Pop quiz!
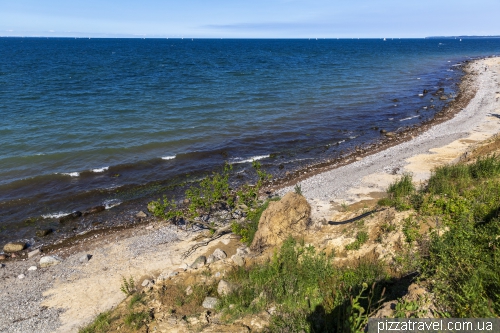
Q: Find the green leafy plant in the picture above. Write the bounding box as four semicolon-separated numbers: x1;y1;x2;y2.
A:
402;216;420;243
120;276;135;296
294;183;303;196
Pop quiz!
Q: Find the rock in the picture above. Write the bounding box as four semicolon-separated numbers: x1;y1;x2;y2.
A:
0;263;4;268
3;242;26;253
28;249;41;258
136;211;147;218
384;132;396;137
141;279;153;287
380;129;387;134
36;229;53;237
40;256;62;268
28;266;37;271
217;280;234;296
169;271;179;277
83;205;105;216
212;248;227;260
439;95;448;100
185;285;193;295
206;254;216;264
179;263;189;271
236;247;248;257
250;192;311;252
79;254;91;263
59;211;82;223
231;254;245;267
190;255;206;269
268;306;277;315
202;297;219;309
215;272;221;278
18;274;25;279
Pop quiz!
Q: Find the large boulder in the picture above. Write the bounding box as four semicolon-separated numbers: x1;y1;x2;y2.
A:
250;192;311;252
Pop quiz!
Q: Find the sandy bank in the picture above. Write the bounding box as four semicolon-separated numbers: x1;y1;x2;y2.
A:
0;57;499;333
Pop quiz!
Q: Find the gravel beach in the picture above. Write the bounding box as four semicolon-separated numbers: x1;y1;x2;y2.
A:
1;57;499;333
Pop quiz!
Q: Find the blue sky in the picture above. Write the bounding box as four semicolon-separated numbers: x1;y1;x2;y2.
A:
1;0;499;38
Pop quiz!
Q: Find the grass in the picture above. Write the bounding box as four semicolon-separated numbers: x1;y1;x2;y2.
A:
216;237;388;332
381;173;416;211
381;155;500;317
123;311;150;330
79;312;111;333
345;231;369;251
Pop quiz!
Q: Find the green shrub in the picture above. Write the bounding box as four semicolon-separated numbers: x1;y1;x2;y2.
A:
345;231;369;251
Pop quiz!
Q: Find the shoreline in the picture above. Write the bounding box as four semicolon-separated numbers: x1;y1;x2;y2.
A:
0;56;499;333
276;56;500;220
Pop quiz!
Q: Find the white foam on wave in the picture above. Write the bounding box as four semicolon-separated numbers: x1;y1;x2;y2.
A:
161;155;176;160
400;115;419;122
92;166;109;173
62;172;80;177
104;199;122;209
230;155;269;164
42;212;71;219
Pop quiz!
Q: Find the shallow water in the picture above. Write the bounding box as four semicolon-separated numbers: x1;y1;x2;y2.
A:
1;37;500;241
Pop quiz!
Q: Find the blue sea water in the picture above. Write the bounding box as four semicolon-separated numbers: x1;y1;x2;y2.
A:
1;37;500;240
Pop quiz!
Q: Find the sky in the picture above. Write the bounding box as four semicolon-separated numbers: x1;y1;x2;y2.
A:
1;0;499;38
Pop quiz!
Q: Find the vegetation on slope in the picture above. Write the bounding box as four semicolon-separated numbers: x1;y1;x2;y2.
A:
81;153;500;332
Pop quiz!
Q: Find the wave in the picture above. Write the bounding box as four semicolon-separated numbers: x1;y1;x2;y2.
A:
61;172;80;177
230;155;269;164
42;211;72;219
161;155;176;160
399;115;419;122
92;166;109;173
104;199;122;209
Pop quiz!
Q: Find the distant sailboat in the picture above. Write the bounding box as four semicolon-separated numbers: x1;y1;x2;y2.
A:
383;38;386;41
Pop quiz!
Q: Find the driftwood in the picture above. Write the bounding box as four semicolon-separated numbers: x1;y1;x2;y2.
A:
328;208;386;226
181;223;234;259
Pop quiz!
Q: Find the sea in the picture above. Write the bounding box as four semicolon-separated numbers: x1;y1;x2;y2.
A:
1;37;500;244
